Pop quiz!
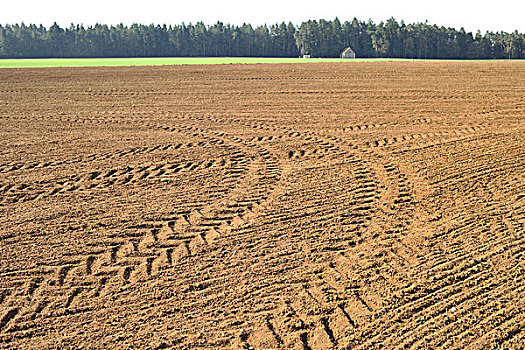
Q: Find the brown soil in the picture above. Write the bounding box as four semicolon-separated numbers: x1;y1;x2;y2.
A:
0;62;524;349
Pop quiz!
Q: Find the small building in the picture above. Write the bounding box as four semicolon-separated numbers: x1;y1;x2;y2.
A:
340;47;356;59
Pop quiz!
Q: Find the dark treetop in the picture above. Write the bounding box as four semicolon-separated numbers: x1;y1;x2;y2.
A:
1;18;524;59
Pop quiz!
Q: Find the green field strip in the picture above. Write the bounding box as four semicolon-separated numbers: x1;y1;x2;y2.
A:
0;57;432;68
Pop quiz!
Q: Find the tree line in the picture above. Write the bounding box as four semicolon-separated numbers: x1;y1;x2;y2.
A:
1;18;524;59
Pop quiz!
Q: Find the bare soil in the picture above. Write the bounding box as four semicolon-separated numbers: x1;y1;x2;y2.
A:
0;62;524;349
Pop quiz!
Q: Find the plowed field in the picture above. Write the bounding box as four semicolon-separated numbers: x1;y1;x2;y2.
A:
1;62;524;349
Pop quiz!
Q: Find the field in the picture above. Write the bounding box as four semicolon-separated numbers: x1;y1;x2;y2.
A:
0;57;433;68
0;61;524;349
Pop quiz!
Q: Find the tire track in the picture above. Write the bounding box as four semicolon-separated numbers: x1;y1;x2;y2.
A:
0;120;283;340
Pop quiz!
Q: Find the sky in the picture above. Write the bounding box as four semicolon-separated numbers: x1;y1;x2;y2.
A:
1;0;524;34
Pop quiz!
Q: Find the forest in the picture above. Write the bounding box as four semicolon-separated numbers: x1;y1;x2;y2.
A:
1;18;524;59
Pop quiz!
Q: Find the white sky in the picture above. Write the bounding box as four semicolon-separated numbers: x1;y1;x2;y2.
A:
1;0;524;34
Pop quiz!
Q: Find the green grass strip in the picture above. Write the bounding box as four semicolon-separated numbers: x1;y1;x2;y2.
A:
0;57;429;68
